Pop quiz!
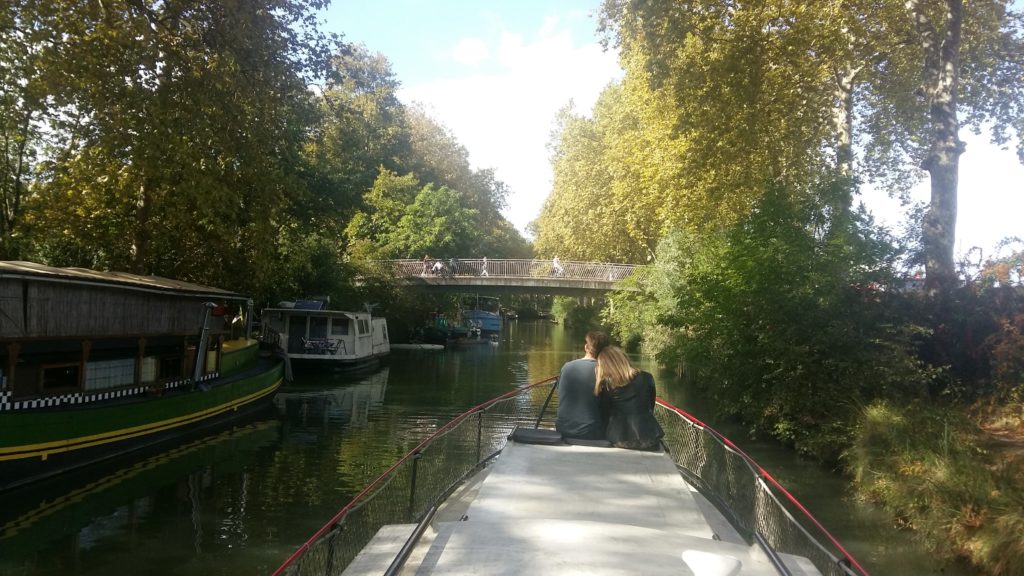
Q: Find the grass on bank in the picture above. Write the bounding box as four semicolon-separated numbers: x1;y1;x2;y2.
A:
850;400;1024;574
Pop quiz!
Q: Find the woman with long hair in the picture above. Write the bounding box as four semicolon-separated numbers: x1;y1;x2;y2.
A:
594;346;664;450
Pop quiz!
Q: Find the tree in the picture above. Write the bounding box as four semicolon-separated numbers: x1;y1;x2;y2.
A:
648;184;931;459
535;63;691;262
307;44;410;220
387;184;482;258
344;169;420;260
15;0;334;298
398;107;529;258
0;0;43;259
600;0;1024;289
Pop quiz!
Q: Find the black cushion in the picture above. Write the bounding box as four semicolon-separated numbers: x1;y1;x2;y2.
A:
510;426;565;445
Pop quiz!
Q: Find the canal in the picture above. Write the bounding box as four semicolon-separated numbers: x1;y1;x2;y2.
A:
0;320;967;575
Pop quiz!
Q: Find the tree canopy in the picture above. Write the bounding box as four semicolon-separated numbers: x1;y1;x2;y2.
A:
1;0;529;303
588;0;1024;287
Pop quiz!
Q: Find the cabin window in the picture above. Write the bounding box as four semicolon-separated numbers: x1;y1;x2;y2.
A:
159;355;183;380
331;319;349;336
357;319;370;335
42;363;80;393
309;317;328;339
85;358;135;391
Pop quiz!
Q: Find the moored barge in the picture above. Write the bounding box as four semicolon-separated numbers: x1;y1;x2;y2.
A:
0;261;283;491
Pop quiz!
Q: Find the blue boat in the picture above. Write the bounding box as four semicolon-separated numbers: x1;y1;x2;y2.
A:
461;295;501;333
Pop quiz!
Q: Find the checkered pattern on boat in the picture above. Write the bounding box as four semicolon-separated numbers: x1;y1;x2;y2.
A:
0;372;218;412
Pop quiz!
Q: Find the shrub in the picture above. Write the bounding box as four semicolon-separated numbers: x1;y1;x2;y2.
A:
640;183;936;459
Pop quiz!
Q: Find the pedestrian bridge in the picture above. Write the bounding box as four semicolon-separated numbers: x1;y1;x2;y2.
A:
372;259;646;295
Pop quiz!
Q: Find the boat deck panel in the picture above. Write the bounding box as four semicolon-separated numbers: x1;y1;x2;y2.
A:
465;442;713;538
341;524;416;576
395;441;814;575
411;518;783;575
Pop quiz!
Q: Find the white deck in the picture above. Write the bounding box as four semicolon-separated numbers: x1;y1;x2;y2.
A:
345;441;822;576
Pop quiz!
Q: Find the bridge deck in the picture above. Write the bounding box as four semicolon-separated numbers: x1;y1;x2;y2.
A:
373;259;645;294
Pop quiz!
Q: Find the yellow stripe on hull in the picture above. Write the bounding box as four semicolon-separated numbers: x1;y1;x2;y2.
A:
0;378;281;462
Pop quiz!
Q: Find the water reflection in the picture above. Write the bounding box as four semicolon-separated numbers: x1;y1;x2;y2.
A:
0;415;280;575
277;366;390;431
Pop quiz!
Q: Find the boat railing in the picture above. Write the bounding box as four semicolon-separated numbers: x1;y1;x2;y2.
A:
271;378;560;576
655;399;868;576
273;380;869;576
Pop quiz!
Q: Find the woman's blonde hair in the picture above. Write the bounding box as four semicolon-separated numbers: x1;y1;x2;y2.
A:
594;346;639;395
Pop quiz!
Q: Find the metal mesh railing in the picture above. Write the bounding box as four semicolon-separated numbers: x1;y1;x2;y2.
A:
655;399;868;576
273;378;559;576
274;381;868;576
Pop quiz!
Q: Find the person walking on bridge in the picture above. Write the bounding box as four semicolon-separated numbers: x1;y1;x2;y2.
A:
480;256;489;276
555;331;610;440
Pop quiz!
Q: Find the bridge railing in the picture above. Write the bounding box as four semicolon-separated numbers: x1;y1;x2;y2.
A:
375;259;643;283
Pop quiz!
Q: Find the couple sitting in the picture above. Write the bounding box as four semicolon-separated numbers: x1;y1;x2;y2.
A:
555;331;664;451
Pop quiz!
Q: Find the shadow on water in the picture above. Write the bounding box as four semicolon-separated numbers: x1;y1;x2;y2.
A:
0;320;967;575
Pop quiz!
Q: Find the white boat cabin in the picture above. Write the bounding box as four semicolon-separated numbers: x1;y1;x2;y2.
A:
261;300;389;366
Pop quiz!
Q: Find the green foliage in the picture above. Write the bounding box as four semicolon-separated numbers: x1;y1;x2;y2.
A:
551;296;604;330
307;44;410;219
645;183;936;459
4;1;527;307
387;184;481;258
401;108;529;258
534;74;686;262
849;400;1024;573
344;169;484;260
8;0;334;297
600;0;1024;288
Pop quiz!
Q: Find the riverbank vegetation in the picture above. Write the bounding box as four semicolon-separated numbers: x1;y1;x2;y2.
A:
531;1;1024;573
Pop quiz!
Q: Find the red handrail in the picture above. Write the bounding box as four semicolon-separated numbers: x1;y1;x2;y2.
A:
655;397;870;576
271;377;556;576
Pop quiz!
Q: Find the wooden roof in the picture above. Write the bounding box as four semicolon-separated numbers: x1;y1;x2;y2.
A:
0;261;242;300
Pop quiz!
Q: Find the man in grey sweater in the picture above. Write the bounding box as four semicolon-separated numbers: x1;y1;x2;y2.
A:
555;331;610;440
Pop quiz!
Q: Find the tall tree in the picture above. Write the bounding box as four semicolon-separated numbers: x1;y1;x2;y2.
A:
601;0;1024;288
308;44;410;220
535;61;690;262
400;107;529;258
1;0;59;259
909;0;964;288
15;0;334;297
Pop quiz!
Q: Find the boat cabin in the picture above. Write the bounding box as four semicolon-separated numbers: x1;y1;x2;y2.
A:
260;299;389;367
0;261;252;409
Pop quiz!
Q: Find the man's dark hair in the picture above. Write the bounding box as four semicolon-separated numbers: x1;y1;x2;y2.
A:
585;331;610;356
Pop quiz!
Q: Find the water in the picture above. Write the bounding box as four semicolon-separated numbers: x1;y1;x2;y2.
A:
0;321;966;575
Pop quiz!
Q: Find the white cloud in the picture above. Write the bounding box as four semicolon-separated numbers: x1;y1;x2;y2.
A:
400;21;622;236
451;37;489;65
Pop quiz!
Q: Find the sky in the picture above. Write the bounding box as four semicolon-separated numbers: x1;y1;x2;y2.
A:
322;1;1023;259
